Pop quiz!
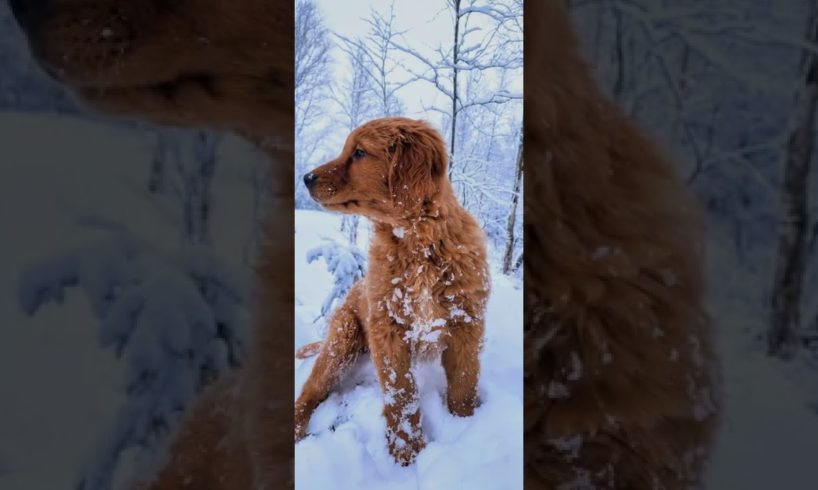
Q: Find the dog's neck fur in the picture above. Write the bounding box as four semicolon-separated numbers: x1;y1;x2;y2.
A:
370;187;480;267
387;177;456;222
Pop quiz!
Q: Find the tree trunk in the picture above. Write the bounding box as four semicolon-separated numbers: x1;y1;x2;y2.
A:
183;131;220;245
611;2;626;103
341;215;360;246
769;6;818;358
148;131;170;195
670;45;690;144
502;133;524;274
449;0;461;179
513;251;523;273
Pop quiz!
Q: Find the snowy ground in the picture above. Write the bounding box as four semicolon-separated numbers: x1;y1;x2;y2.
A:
294;210;523;490
2;112;818;489
702;225;818;489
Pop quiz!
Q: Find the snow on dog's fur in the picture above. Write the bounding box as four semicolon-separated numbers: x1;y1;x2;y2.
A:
296;117;490;466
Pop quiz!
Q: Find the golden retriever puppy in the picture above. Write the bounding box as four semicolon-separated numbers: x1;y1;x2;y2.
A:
296;117;490;466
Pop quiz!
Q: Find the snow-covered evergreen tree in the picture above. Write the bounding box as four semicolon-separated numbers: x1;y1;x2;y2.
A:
306;238;367;332
18;224;250;489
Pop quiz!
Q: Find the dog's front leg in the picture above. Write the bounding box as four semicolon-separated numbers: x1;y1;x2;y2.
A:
442;320;484;417
295;285;366;440
368;324;426;466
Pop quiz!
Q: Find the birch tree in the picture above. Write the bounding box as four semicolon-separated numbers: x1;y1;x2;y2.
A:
502;133;523;274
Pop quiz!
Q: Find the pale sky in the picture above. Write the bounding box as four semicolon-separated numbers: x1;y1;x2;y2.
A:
313;0;523;120
316;0;456;117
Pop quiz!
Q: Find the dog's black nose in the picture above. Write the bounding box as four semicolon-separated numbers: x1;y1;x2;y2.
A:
303;172;317;188
9;0;50;31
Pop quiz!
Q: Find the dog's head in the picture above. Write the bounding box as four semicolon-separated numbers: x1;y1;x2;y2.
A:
9;0;292;139
303;117;450;223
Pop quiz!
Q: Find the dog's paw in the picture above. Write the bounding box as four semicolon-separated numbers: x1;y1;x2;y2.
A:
447;395;479;417
294;420;307;441
388;431;426;466
294;401;312;441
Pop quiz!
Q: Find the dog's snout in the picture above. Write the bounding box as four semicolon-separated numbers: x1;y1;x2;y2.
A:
303;172;318;188
9;0;50;31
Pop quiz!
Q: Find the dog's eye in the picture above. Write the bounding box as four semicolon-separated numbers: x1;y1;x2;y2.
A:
352;148;366;160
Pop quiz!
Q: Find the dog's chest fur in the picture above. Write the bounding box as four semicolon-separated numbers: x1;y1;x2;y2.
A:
366;220;487;359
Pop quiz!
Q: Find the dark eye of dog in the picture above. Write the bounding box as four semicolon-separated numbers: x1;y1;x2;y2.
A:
352;148;366;160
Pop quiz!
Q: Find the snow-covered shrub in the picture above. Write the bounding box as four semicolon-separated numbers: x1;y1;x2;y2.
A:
17;229;250;490
306;238;367;323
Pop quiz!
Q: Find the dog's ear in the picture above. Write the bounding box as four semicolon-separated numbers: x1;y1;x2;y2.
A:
387;123;448;211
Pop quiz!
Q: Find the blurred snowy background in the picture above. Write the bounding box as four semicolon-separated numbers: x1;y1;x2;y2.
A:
568;0;818;487
0;2;269;487
293;1;524;488
0;0;818;488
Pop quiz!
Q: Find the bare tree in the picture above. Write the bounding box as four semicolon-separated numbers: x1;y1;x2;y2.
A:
769;6;818;358
148;130;171;195
336;2;408;117
502;133;523;274
182;131;220;245
340;215;360;246
390;0;523;177
449;0;462;158
295;0;332;139
145;129;221;245
295;0;333;208
442;64;522;251
333;43;378;132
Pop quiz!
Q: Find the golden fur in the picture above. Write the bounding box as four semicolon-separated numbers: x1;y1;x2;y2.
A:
296;117;490;466
12;0;294;488
523;1;719;488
